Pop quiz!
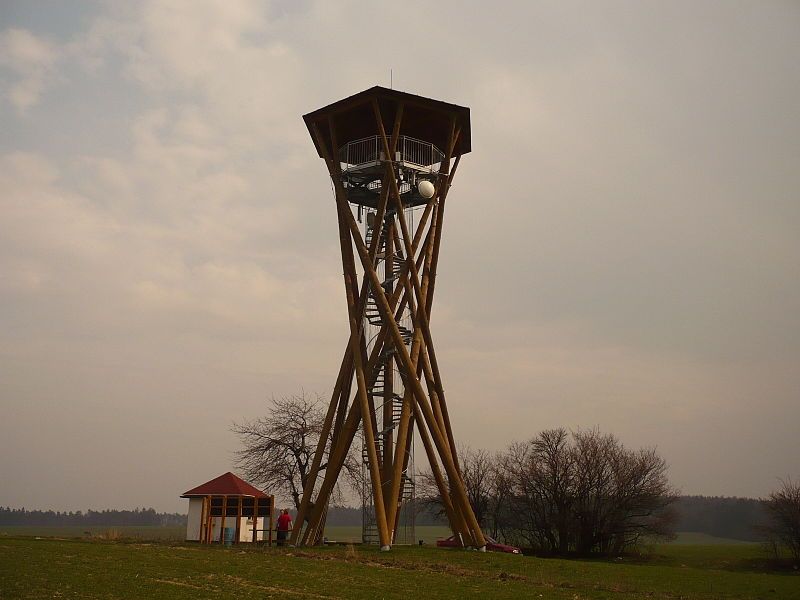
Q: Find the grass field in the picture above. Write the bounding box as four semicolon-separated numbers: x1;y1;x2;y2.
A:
0;526;753;545
664;532;757;546
0;525;453;543
0;534;797;599
0;525;187;540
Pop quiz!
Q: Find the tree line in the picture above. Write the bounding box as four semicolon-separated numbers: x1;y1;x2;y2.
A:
0;507;186;527
673;495;766;541
316;496;780;544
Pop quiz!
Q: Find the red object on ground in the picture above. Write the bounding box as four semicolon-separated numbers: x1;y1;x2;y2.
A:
277;513;292;531
180;472;270;498
436;535;522;554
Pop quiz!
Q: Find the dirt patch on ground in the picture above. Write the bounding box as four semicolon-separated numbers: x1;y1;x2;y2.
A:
220;575;341;599
151;578;211;590
152;573;340;598
285;550;528;582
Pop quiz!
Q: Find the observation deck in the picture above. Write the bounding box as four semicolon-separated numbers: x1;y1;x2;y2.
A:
303;86;471;209
339;135;444;208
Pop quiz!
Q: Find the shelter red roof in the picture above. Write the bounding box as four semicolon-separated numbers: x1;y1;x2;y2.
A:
181;472;269;498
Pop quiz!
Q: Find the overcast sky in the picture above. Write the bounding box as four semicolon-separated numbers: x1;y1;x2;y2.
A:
1;1;798;513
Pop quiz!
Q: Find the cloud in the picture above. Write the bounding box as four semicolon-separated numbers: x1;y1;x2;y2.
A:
0;28;57;113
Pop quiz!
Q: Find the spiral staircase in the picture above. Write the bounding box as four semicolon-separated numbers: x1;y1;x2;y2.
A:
361;207;416;544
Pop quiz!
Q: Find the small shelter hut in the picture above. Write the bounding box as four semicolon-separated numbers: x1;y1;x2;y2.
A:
181;472;274;544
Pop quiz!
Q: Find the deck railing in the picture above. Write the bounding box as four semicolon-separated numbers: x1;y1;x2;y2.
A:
339;135;444;173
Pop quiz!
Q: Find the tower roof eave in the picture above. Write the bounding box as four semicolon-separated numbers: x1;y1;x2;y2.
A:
303;86;471;159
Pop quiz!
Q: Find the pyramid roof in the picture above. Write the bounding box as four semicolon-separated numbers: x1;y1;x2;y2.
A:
181;472;269;498
303;86;471;159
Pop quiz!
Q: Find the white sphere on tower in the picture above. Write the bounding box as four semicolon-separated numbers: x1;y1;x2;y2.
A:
418;179;435;199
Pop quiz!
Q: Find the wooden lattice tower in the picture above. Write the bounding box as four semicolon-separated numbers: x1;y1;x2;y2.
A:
291;87;486;551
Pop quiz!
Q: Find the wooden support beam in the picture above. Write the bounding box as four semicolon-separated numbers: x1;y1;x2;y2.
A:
386;204;443;529
252;510;258;544
291;127;400;546
422;150;463;473
379;112;464;469
328;120;395;550
234;497;242;544
219;496;227;544
199;496;208;544
375;107;462;467
205;496;213;544
300;372;373;544
390;225;447;436
269;497;274;546
381;241;470;542
370;102;486;548
289;346;353;544
391;415;415;541
381;219;395;518
394;358;469;541
299;255;425;545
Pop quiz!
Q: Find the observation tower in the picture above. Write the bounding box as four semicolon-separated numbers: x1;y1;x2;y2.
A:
291;87;486;551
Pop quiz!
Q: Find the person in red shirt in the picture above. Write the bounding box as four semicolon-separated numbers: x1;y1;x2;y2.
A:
276;509;292;546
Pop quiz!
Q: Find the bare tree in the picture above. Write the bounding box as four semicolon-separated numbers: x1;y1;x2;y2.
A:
411;429;676;555
570;429;677;554
571;428;615;553
762;479;800;564
459;447;497;529
497;428;676;555
495;440;549;550
485;450;512;540
604;444;678;552
499;430;576;552
232;391;358;510
535;428;576;553
417;446;501;535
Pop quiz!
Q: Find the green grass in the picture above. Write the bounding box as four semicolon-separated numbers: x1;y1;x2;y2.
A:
0;525;186;540
322;525;451;543
0;526;756;545
664;532;757;545
0;525;451;544
0;536;797;599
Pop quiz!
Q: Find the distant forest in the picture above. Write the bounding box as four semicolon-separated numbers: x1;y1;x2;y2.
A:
672;496;767;541
1;496;768;541
0;507;186;527
323;496;769;542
